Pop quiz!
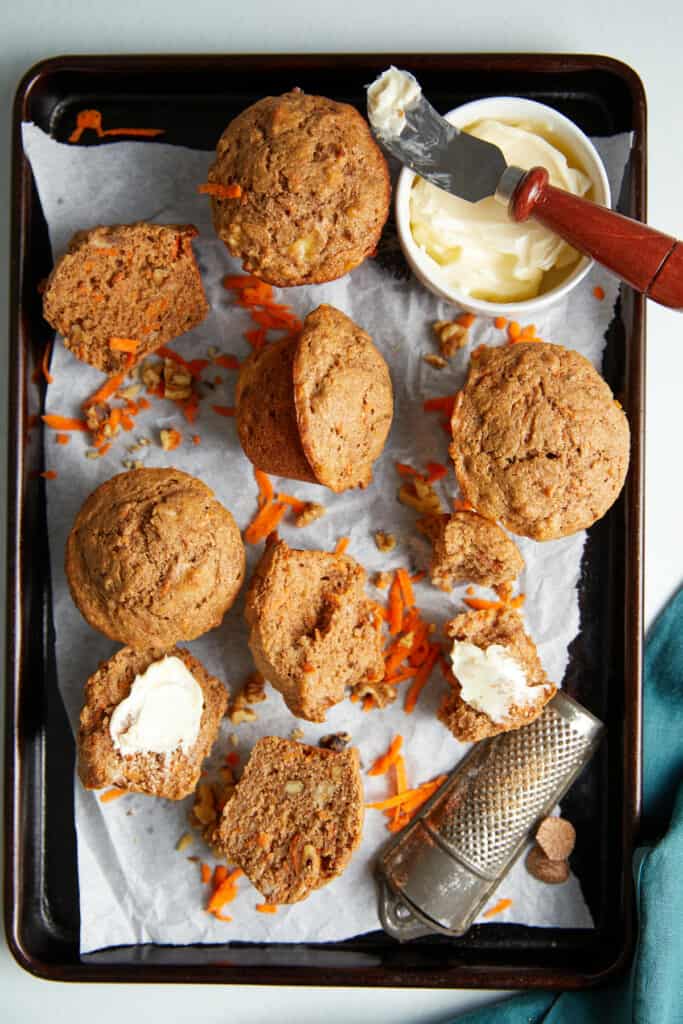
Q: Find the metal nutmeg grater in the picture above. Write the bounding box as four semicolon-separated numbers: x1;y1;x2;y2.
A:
377;691;604;940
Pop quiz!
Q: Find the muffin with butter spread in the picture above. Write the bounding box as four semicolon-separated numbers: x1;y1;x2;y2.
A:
207;90;391;285
450;342;630;540
78;645;228;799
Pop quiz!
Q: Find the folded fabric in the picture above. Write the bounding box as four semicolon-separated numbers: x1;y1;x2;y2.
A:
452;586;683;1024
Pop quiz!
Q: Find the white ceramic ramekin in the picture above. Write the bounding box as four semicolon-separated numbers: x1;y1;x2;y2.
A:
395;96;611;318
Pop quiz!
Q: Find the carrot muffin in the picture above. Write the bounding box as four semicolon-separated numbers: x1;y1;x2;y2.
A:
450;342;630;540
439;607;556;741
245;539;384;722
236;304;393;491
417;511;524;591
214;737;364;903
78;645;228;799
66;468;245;650
208;90;390;286
42;223;209;374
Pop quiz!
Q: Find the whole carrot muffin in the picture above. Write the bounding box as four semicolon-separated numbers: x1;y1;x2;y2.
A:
417;511;524;591
439;607;556;742
245;539;384;722
78;645;228;800
66;468;245;650
236;304;393;492
213;737;364;903
207;90;391;286
42;223;208;374
450;342;630;540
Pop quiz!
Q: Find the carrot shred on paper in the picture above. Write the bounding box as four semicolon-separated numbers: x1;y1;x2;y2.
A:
99;788;125;803
335;536;350;555
367;736;404;776
212;405;235;417
244;501;287;544
198;182;242;198
42;414;88;431
255;903;278;914
483;898;513;919
404;645;440;714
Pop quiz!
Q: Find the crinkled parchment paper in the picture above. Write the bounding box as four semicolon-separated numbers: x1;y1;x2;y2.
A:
22;122;631;952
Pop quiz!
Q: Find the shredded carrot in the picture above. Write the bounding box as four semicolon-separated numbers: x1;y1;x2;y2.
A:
256;903;278;913
109;337;139;353
425;461;448;483
520;324;536;340
214;353;240;370
137;396;151;410
213;909;233;922
244;501;288;544
507;321;521;341
387;575;404;636
453;497;474;512
191;434;201;445
97;443;111;457
55;433;70;445
225;751;240;767
83;367;128;410
207;868;243;913
256;832;271;849
42;414;88;431
212;405;236;417
395;462;422;477
213;865;228;887
366;775;447;812
368;735;404;776
40;470;58;480
99;788;125;803
456;312;476;328
404;645;440;713
277;492;307;514
180;393;200;423
384;667;418;686
362;695;375;712
254;469;274;508
161;428;182;450
464;594;525;611
593;285;605;301
244;327;268;350
198;182;242;198
335;536;350;555
423;394;455;417
411;571;425;584
223;274;269;291
483;897;513;919
494;316;507;329
396;568;415;610
200;863;212;884
68;109;164;142
41;341;54;384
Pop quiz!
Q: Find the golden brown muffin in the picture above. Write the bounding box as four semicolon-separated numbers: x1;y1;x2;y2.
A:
208;90;391;286
450;342;630;540
235;335;317;483
66;468;245;650
78;645;228;799
439;607;556;741
213;737;364;903
42;223;208;374
293;304;394;491
417;511;524;591
235;304;393;491
245;539;384;722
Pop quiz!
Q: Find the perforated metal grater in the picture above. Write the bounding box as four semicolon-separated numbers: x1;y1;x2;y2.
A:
377;692;604;940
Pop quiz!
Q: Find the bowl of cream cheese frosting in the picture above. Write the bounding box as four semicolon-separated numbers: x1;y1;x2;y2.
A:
394;95;610;316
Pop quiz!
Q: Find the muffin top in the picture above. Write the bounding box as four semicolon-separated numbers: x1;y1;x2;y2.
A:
293;304;393;491
208;90;390;286
42;222;208;374
66;468;245;649
450;342;630;540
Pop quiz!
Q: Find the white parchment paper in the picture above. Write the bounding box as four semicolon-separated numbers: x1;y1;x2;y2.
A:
22;122;631;953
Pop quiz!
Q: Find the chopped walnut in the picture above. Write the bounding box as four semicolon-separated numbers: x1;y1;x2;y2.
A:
190;782;217;829
163;359;193;401
351;679;397;709
423;353;447;369
374;530;397;553
141;359;163;392
117;383;142;400
175;831;193;852
227;675;264;724
294;502;326;528
374;571;392;590
159;428;182;451
432;319;470;357
290;727;305;741
84;401;110;432
319;731;351;752
398;477;443;515
243;671;266;704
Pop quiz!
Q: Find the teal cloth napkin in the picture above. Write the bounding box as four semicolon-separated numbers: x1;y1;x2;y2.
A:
453;586;683;1024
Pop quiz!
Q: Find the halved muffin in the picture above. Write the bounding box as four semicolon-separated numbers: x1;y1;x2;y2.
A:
417;511;524;591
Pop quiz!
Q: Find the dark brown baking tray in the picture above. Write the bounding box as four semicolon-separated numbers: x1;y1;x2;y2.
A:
6;53;644;987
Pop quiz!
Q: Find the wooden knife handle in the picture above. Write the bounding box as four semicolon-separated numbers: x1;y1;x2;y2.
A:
510;167;683;310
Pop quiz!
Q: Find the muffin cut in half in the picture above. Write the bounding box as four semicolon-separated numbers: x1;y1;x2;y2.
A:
245;538;384;722
417;511;524;591
439;607;556;742
42;222;208;374
66;468;245;650
449;342;630;540
213;737;364;903
207;90;390;286
78;645;228;799
236;303;393;492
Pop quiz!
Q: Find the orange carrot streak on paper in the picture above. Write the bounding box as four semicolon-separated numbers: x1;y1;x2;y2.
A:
69;109;165;143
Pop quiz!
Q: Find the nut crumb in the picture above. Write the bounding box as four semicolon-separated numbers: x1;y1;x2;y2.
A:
243;671;266;704
294;502;326;528
398;478;443;516
118;383;142;400
175;832;193;852
319;731;351;752
160;427;182;452
290;727;305;741
374;530;396;553
424;353;447;369
432;320;469;357
374;571;392;590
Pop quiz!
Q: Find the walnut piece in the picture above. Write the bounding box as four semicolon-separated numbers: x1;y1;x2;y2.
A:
374;530;397;553
318;731;351;752
374;571;392;590
294;502;326;528
398;477;443;516
432;320;469;357
423;353;447;369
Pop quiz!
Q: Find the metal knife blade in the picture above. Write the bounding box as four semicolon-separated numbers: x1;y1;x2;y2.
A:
367;73;508;204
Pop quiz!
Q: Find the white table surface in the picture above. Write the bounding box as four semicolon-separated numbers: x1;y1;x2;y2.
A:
2;1;682;1020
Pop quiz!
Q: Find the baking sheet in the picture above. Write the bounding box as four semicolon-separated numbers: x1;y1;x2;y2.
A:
22;122;631;953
